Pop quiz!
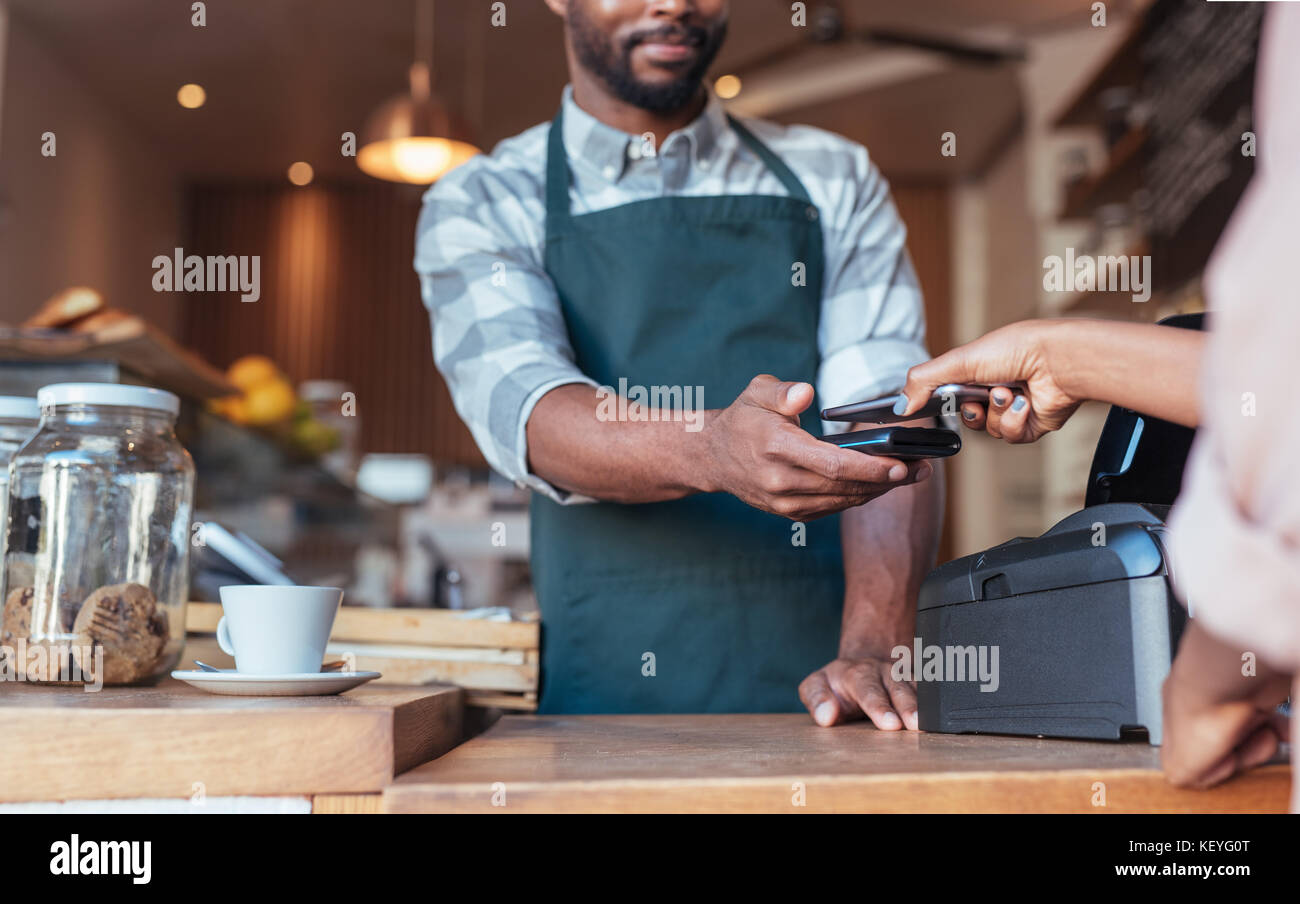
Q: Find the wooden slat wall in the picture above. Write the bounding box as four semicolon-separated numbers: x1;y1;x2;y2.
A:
183;183;483;464
891;183;953;357
887;182;956;563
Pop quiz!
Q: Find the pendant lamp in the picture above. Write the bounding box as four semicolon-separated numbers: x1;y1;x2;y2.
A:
357;0;480;184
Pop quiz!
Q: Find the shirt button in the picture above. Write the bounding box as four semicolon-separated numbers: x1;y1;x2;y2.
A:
806;205;819;221
602;165;617;181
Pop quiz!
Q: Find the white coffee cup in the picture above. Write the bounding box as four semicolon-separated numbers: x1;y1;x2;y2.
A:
216;585;343;675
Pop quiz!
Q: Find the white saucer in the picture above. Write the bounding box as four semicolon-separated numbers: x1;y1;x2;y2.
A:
171;669;382;697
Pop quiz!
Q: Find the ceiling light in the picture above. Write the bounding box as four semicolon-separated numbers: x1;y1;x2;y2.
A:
714;74;742;100
357;0;480;184
177;83;206;109
287;162;314;186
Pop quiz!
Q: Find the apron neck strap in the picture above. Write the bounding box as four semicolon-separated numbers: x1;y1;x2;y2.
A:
546;105;815;223
725;114;812;203
546;106;574;226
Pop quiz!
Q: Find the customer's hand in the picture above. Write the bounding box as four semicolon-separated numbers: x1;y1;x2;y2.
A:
799;655;919;730
1161;620;1292;789
703;374;933;521
898;320;1082;443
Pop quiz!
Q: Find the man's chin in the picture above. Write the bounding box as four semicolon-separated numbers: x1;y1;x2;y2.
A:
597;54;707;114
633;43;701;71
625;81;702;114
631;72;693;94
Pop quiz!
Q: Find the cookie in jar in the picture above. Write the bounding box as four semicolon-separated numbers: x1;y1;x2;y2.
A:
0;385;194;685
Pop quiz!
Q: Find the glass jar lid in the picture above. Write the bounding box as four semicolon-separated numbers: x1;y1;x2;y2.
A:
37;383;180;416
0;396;40;420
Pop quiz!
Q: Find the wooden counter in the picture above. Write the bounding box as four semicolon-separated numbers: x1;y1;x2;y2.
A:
383;714;1291;814
0;678;463;802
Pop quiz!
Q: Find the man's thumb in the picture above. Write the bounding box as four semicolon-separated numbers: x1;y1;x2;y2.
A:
744;375;813;417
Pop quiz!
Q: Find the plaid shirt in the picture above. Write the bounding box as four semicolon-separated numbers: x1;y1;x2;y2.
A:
415;86;928;503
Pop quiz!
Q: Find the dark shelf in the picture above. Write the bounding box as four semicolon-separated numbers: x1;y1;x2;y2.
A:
1057;240;1155;316
1060;126;1146;220
1051;17;1144;129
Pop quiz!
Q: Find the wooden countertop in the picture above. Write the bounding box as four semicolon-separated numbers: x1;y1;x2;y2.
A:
383;714;1291;814
0;678;463;802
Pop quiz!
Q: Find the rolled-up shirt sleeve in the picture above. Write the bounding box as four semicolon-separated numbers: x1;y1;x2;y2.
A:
812;142;928;432
415;161;597;504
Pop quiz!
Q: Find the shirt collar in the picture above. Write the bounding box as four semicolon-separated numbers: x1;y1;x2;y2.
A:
560;84;728;183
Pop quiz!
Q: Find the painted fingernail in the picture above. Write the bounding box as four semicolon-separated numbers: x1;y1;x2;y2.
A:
962;408;977;421
992;391;1010;406
878;712;902;730
892;396;908;415
1011;396;1027;412
888;464;908;481
814;702;835;725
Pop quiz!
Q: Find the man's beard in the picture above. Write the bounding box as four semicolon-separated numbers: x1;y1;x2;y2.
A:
568;8;727;114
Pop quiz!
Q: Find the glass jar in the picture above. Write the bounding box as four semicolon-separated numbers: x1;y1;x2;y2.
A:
1;384;194;685
298;379;358;480
0;397;41;560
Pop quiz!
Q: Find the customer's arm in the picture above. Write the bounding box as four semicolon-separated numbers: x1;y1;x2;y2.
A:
897;318;1205;443
1160;620;1290;789
1163;6;1300;796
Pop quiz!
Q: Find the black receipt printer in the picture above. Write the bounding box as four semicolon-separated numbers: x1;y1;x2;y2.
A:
915;502;1186;745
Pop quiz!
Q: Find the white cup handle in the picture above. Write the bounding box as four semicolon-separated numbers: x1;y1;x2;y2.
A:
216;616;236;657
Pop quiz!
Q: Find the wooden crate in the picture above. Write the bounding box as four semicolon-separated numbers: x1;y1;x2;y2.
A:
185;603;539;711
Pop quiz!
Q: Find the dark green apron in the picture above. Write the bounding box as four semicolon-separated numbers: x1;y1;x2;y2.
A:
533;106;844;713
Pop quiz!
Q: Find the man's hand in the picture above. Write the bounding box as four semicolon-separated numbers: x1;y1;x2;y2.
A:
703;375;932;521
799;655;918;731
1161;620;1292;789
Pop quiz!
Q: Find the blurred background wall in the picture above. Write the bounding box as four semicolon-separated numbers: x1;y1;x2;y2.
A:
2;0;1243;564
0;7;183;331
183;182;481;462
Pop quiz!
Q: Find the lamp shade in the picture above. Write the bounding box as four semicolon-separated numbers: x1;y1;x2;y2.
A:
357;90;479;184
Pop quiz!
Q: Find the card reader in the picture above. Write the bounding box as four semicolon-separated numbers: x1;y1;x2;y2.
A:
915;503;1185;745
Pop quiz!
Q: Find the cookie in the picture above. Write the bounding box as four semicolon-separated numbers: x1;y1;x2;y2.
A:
24;638;79;683
71;583;168;684
2;587;80;681
2;586;33;646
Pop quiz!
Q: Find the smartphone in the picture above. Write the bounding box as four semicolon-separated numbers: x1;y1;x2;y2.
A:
822;426;961;460
821;383;997;424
